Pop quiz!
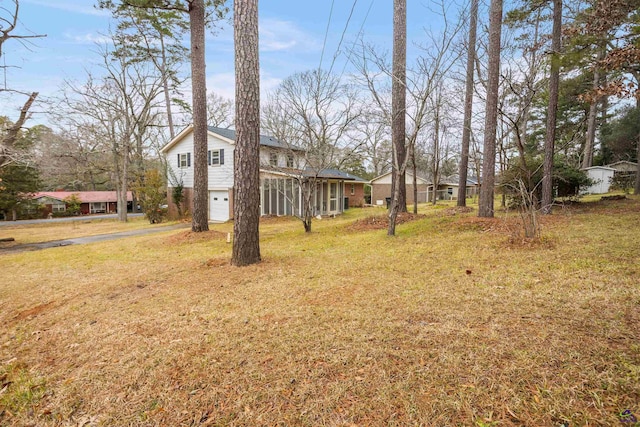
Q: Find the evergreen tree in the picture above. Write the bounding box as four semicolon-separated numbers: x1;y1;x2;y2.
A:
0;164;40;220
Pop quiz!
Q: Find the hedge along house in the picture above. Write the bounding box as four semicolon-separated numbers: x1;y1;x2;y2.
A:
161;126;365;222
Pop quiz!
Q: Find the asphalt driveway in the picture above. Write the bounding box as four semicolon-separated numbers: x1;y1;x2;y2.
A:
0;223;190;253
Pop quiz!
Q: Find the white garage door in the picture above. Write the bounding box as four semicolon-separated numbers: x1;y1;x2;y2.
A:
209;190;230;222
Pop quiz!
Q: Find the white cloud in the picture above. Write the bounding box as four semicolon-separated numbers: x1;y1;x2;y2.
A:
206;18;319;54
261;75;282;95
260;18;320;53
206;72;236;100
22;0;110;16
204;72;282;101
63;31;112;46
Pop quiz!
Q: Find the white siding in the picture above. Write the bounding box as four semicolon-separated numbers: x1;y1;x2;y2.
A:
372;173;427;185
584;167;614;194
165;129;306;190
207;135;235;189
167;132;195;188
259;148;305;169
165;132;235;190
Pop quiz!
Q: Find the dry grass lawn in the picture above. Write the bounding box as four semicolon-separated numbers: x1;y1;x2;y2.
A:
1;198;639;426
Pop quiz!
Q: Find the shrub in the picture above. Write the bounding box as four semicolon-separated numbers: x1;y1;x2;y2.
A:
135;169;167;224
63;194;82;216
609;172;635;194
500;156;592;208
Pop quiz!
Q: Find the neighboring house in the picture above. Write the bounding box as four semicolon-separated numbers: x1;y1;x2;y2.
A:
582;166;615;194
427;176;480;202
370;172;429;205
329;170;369;207
607;160;638;173
32;191;134;216
160;125;367;221
370;172;480;205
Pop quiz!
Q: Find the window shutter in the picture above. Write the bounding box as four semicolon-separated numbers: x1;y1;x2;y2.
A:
187;152;191;167
208;150;211;166
220;149;225;165
177;153;180;166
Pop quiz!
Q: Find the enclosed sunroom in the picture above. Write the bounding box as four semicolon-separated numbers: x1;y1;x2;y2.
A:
259;169;351;217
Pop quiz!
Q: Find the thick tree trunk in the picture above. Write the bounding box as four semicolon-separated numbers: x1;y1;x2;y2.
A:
159;34;175;140
541;0;562;215
117;143;128;222
478;0;503;218
232;0;261;266
432;104;440;206
457;0;478;208
389;0;407;236
635;134;640;195
189;0;209;232
412;147;418;214
582;49;605;169
636;97;640;195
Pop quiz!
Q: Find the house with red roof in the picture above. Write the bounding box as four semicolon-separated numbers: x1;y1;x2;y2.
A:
32;191;133;216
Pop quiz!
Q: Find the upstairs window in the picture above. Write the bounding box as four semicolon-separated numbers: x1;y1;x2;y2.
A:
208;149;225;166
269;152;278;167
286;154;294;168
178;153;191;168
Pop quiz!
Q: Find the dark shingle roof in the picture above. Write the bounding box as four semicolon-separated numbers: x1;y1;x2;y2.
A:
208;127;303;151
312;168;368;182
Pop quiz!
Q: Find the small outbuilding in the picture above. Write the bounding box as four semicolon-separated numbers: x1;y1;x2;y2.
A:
582;166;615;194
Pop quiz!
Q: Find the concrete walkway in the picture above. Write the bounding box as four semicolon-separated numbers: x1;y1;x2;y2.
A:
0;223;190;253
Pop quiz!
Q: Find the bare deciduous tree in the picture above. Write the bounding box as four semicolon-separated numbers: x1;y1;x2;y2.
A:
0;0;45;168
62;40;164;222
352;110;391;178
207;91;234;128
262;69;361;232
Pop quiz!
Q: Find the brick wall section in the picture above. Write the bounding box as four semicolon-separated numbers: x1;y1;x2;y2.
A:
167;187;194;220
345;182;366;207
227;188;234;220
371;183;427;204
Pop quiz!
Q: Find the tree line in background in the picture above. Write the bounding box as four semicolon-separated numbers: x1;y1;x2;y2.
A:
1;0;639;250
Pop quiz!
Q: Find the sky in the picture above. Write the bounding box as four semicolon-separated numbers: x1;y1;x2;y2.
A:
1;0;462;127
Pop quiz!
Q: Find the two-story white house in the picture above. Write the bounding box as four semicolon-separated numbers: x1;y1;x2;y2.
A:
160;125;364;222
